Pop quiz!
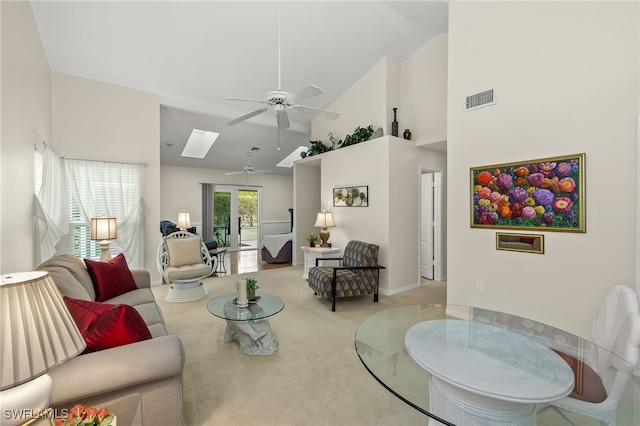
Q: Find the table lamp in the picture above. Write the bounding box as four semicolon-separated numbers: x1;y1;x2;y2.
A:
177;210;191;231
0;271;86;426
90;217;117;261
314;210;336;248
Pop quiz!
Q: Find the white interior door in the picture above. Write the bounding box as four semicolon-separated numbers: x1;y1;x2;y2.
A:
421;173;434;279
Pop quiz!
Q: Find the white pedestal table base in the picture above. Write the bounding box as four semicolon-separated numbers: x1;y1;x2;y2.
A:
166;278;208;302
224;319;278;355
429;376;536;426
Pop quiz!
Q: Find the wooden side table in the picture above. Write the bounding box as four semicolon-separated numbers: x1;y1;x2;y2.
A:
301;246;341;279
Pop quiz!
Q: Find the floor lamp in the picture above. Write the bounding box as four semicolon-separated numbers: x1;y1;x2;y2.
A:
0;271;86;426
90;217;117;262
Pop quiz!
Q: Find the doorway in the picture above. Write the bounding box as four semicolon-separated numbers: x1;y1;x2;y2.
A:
213;185;261;251
420;169;443;281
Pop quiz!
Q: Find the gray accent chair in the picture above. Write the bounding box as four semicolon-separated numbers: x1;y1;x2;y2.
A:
308;240;385;311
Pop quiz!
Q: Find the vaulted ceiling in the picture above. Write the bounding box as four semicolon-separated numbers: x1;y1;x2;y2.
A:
31;1;448;175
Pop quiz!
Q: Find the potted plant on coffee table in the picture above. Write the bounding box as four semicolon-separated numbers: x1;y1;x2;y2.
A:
245;277;259;301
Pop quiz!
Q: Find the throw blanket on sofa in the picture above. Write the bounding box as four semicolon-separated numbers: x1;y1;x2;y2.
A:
261;232;293;257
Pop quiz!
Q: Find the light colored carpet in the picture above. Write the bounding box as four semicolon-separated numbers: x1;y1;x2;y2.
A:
152;266;446;426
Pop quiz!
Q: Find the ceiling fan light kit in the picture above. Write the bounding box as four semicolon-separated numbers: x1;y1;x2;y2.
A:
224;3;339;133
226;148;269;176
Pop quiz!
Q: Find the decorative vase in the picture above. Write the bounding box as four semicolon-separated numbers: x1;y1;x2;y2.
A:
403;129;412;140
392;108;399;137
310;241;316;247
247;289;255;301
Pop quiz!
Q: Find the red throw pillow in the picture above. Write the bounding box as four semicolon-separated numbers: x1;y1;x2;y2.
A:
553;350;608;403
63;297;152;353
85;253;137;302
520;237;535;245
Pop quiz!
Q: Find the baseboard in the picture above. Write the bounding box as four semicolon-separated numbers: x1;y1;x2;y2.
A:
380;282;421;296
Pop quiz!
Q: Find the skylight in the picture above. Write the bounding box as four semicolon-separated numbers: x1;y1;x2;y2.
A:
182;129;219;158
277;146;309;168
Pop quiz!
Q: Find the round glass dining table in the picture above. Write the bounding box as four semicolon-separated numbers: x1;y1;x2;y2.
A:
354;304;639;426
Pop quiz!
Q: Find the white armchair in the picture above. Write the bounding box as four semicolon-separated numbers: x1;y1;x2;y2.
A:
157;231;214;302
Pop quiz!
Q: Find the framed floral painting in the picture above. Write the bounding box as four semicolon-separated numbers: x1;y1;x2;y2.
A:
471;154;585;232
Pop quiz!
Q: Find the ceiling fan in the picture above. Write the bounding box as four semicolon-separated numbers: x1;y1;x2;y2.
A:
224;4;339;131
225;148;269;176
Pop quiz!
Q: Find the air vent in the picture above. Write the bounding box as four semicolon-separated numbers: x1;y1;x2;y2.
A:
465;89;495;111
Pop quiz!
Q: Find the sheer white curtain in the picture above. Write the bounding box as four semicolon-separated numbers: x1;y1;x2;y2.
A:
63;159;144;268
35;148;69;263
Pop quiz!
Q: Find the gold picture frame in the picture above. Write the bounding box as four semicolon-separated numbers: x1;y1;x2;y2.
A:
471;153;585;232
496;232;544;254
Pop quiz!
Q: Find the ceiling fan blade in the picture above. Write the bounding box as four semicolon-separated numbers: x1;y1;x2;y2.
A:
276;110;290;130
287;84;323;105
224;97;269;104
225;107;269;126
225;170;246;175
292;105;340;120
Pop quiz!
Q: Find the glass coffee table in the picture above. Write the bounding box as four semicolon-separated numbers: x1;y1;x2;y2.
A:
207;291;284;355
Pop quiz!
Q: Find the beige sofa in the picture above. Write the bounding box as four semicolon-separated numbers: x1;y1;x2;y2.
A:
37;254;184;425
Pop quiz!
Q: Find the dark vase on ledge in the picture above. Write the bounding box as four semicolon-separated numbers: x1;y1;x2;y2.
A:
392;108;399;137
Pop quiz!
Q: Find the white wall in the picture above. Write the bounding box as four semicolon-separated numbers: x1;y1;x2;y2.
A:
319;139;390;291
292;161;321;265
311;56;396;143
51;73;161;282
401;33;448;146
296;136;446;293
304;33;449;293
160;164;293;230
1;1;52;273
448;2;639;338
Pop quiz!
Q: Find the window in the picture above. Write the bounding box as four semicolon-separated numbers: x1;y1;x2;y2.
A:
56;159;143;266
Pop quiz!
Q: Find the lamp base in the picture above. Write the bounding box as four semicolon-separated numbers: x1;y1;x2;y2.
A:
0;374;53;426
319;228;330;248
99;240;112;262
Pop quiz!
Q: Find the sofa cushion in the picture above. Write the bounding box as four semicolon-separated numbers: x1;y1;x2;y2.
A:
85;253;137;302
64;297;152;353
38;254;96;300
164;236;202;267
166;263;212;281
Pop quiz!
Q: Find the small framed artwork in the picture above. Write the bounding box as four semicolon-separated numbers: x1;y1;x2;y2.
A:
333;186;368;207
496;232;544;254
471;153;585;232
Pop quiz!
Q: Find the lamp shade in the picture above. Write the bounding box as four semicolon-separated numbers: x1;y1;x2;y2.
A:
177;210;191;229
90;217;117;241
314;211;335;228
0;271;86;391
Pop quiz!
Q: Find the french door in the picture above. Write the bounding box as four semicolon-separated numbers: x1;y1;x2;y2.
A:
213;185;261;251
